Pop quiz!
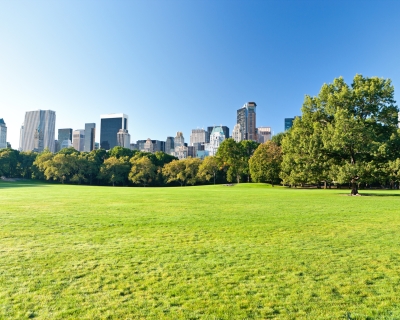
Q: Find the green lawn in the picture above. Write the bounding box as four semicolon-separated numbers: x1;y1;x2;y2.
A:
1;181;400;319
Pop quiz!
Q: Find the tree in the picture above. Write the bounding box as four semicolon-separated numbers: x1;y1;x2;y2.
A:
99;156;130;186
0;149;19;178
18;151;37;179
43;153;75;183
129;156;157;186
162;157;202;186
216;139;247;183
240;140;259;182
198;156;219;184
109;146;135;159
249;141;282;186
162;159;186;186
281;75;399;194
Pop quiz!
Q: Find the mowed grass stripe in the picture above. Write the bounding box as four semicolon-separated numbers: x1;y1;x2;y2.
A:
1;181;400;319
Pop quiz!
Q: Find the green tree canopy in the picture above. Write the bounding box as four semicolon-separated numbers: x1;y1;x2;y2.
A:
281;75;399;194
249;141;282;186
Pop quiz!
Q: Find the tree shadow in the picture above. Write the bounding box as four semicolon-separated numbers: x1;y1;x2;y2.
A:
339;192;400;197
0;180;47;189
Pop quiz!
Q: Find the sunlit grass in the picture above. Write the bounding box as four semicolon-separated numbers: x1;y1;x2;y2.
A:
1;181;400;319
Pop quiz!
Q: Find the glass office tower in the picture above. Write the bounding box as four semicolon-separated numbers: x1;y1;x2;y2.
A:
100;114;128;150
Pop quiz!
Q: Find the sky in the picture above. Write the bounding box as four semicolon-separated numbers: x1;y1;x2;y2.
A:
1;0;400;149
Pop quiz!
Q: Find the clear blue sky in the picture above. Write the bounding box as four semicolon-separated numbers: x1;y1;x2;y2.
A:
1;0;400;148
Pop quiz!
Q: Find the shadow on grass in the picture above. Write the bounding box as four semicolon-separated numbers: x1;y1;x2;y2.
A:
0;180;48;189
338;191;400;197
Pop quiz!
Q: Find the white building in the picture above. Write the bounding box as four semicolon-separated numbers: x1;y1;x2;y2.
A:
174;131;184;147
21;110;56;152
204;126;226;156
73;129;85;151
174;145;188;160
257;127;272;143
19;124;24;151
117;129;131;148
232;123;242;142
0;119;7;149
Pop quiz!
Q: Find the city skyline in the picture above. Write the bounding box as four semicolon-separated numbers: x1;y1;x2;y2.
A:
1;1;400;148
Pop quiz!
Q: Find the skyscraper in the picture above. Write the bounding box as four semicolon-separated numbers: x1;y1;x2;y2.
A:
58;128;73;151
237;102;257;141
19;124;24;151
0;119;7;149
84;123;96;152
73;129;85;151
165;137;174;155
21;110;56;152
100;113;128;150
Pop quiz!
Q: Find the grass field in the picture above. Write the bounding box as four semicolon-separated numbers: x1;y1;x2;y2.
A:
1;181;400;319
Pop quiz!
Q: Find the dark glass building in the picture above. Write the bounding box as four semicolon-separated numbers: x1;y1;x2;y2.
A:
284;118;295;131
100;114;128;150
58;128;73;151
84;123;96;152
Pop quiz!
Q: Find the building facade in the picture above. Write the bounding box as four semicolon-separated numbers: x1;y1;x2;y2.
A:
84;123;96;152
0;119;7;149
257;127;272;143
21;110;56;152
207;126;229;141
73;129;85;151
237;102;257;141
117;129;131;148
174;132;185;148
204;126;226;156
165;137;174;155
232;123;242;142
190;129;209;145
58;128;73;151
284;118;294;131
100;113;128;150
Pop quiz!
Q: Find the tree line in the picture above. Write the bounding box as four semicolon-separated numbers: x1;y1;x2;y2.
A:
0;140;282;187
1;75;399;192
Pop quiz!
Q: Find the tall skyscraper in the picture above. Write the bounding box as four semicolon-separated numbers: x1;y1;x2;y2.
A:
190;129;209;145
19;124;24;151
0;119;7;149
21;110;56;152
84;123;96;152
58;128;73;151
100;113;128;150
165;137;174;155
73;129;85;151
237;102;257;141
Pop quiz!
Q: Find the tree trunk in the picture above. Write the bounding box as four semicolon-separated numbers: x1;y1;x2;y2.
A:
350;179;358;195
324;181;327;189
213;173;215;185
